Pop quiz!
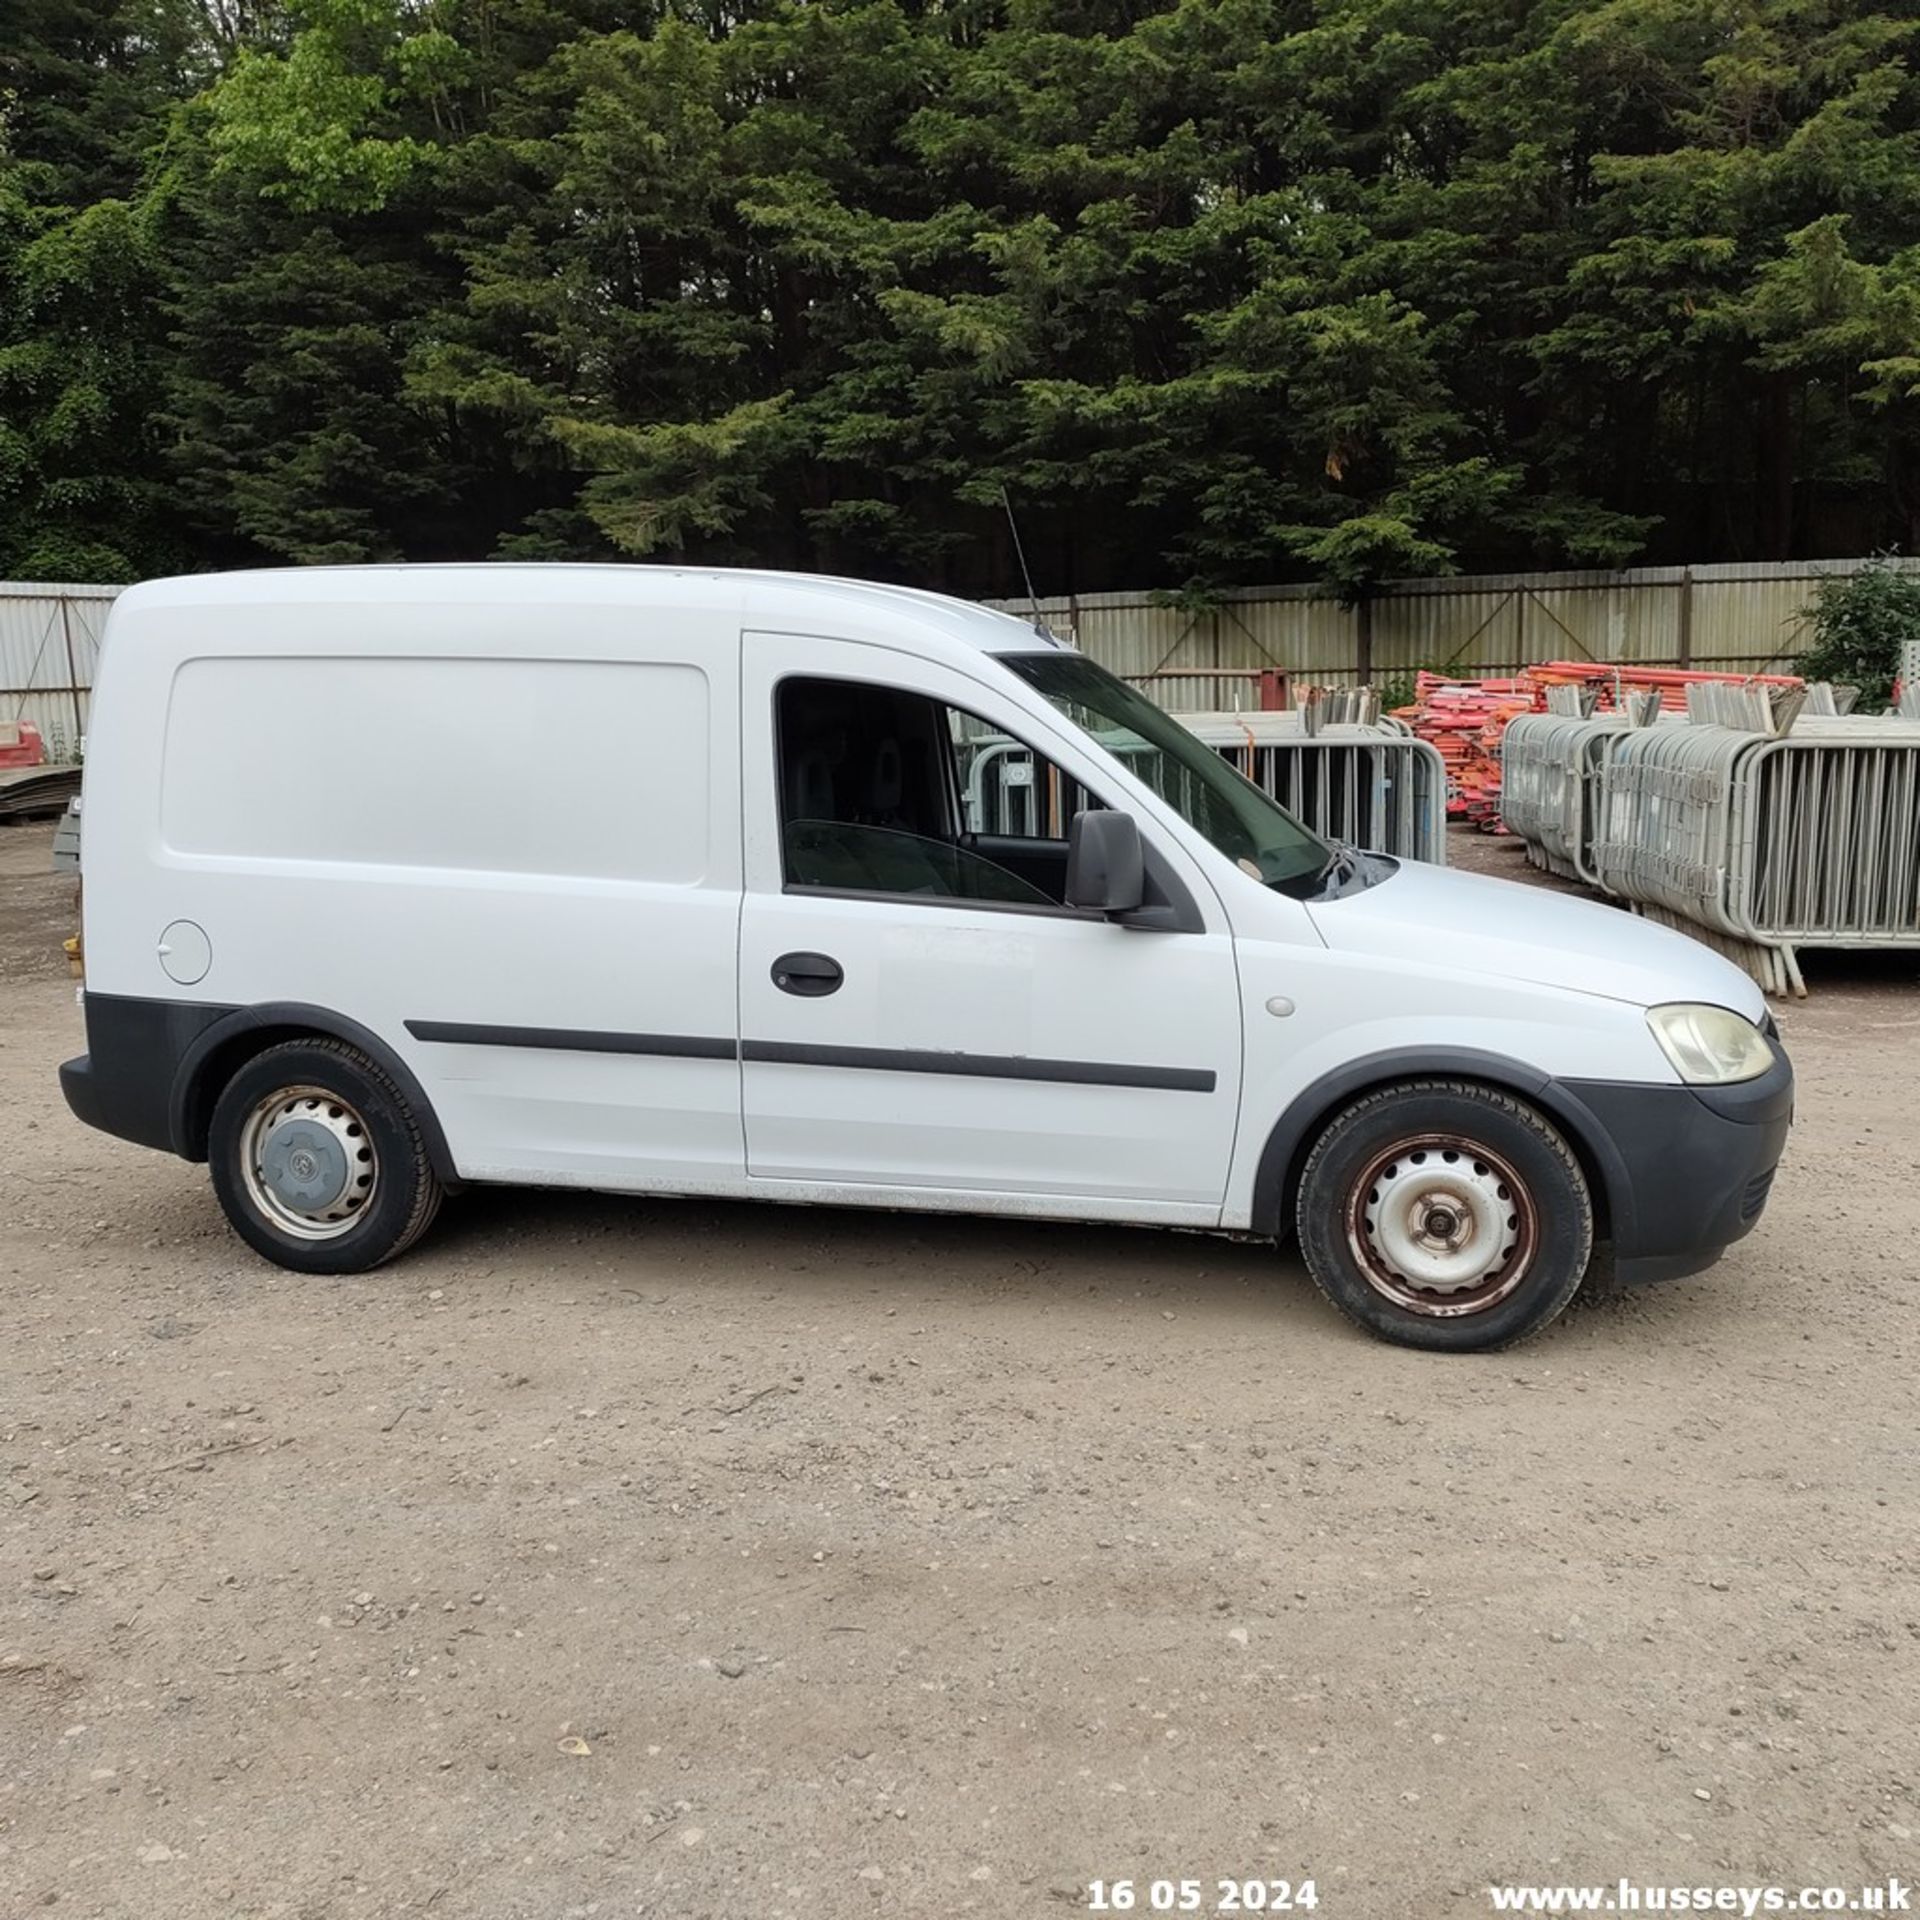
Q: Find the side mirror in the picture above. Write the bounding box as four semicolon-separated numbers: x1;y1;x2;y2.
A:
1065;810;1145;916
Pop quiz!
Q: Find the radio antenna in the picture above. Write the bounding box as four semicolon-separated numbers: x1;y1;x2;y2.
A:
1000;484;1046;634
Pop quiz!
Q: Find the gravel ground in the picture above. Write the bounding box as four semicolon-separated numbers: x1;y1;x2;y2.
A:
3;819;1917;1920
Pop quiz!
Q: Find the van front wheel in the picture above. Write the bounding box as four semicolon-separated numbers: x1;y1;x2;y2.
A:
209;1039;443;1274
1294;1080;1592;1352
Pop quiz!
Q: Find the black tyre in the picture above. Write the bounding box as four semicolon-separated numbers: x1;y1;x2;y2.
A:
1294;1079;1593;1352
208;1038;443;1275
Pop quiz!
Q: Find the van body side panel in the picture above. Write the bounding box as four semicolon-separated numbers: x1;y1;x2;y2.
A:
86;596;746;1189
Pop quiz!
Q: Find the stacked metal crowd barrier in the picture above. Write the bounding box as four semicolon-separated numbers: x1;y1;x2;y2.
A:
1500;712;1633;886
1179;712;1447;863
1501;702;1920;995
959;711;1448;864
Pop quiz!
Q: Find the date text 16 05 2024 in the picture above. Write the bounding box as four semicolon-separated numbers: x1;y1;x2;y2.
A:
1087;1880;1320;1913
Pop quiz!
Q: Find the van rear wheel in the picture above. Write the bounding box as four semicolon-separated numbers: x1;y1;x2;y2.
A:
1294;1080;1592;1352
209;1039;443;1274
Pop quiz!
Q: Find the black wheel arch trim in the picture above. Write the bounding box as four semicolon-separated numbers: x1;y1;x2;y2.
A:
1250;1047;1633;1247
171;1001;461;1187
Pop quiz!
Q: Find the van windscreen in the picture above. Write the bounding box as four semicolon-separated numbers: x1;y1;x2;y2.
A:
998;652;1332;894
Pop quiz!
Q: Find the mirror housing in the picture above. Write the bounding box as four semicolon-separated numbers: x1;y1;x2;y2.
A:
1065;810;1146;916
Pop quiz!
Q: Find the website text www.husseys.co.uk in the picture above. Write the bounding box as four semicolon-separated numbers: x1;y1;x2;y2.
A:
1486;1882;1909;1915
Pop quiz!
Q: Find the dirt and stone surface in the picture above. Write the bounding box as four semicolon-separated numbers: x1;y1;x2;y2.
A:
3;818;1916;1920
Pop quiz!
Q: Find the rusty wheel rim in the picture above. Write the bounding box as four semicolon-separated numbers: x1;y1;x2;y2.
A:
1344;1133;1538;1318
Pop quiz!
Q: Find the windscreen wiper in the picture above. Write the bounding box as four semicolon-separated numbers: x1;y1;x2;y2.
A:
1303;839;1394;900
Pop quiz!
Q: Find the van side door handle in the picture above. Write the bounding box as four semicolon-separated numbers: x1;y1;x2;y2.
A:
771;951;843;997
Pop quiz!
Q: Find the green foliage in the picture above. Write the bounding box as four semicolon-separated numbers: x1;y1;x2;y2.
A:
4;0;1920;590
0;183;178;578
1795;557;1920;707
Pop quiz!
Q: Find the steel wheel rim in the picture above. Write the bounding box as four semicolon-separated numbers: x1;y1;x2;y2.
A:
238;1085;378;1241
1344;1132;1538;1318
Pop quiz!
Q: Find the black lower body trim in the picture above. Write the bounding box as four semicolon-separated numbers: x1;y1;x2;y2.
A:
62;994;461;1182
61;994;238;1154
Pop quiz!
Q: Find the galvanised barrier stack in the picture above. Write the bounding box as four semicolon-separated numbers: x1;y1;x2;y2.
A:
1590;721;1759;971
1731;719;1920;979
957;712;1448;863
1177;712;1448;863
1500;713;1631;886
1508;708;1920;995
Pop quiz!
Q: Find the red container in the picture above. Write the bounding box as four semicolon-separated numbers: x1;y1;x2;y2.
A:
0;721;47;769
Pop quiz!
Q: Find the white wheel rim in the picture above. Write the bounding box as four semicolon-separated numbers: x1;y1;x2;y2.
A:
238;1085;378;1241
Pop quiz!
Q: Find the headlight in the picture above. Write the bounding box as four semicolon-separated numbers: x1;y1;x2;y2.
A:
1645;1003;1775;1085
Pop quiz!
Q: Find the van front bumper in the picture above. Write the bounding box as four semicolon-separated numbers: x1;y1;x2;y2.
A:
1561;1042;1793;1285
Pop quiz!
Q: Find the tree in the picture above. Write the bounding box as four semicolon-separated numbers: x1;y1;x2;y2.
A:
0;186;180;577
161;0;479;562
0;0;200;578
1795;556;1920;707
6;0;1920;591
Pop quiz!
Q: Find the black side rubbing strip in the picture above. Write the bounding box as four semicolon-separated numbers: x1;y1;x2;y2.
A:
406;1022;1216;1092
406;1020;736;1060
741;1039;1215;1093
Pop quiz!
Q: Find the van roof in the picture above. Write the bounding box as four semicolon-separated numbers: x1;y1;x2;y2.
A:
116;564;1065;657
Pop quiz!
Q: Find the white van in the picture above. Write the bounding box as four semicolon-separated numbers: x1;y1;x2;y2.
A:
60;566;1792;1351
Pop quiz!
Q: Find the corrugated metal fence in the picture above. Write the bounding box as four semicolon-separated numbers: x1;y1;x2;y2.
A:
4;558;1905;746
0;584;121;758
990;558;1915;710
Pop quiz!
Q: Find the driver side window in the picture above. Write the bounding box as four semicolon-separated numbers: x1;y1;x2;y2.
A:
775;677;1092;909
948;710;1096;842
